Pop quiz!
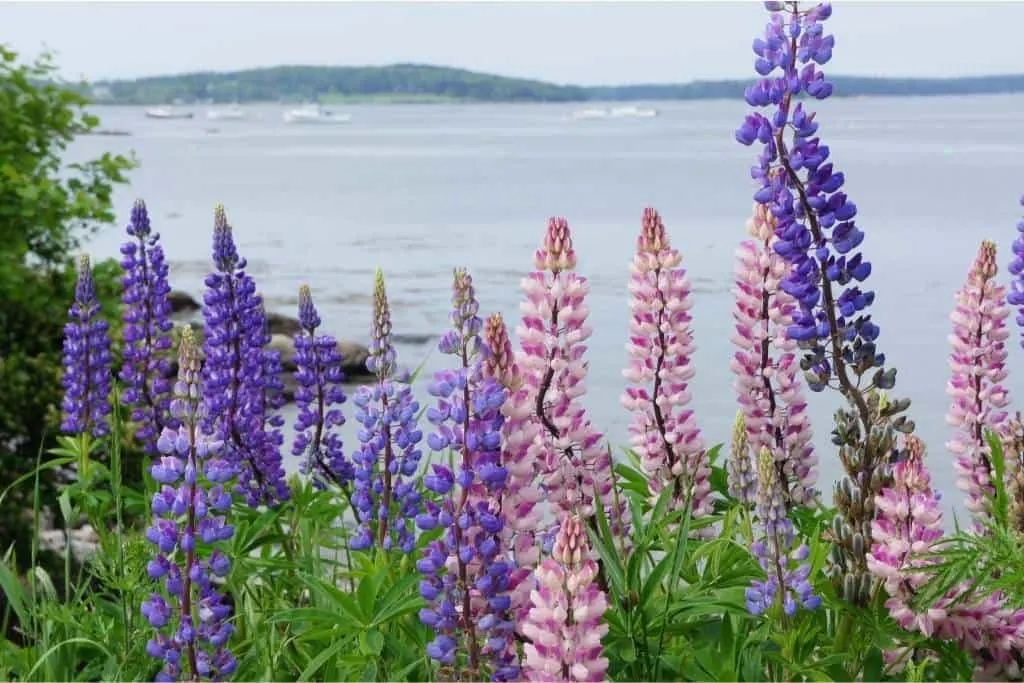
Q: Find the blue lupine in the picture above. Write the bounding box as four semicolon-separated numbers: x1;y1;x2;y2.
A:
119;199;177;453
416;268;519;681
200;205;288;507
746;448;820;616
736;1;886;394
292;284;351;487
350;269;423;551
1007;195;1024;348
142;327;237;681
61;254;113;438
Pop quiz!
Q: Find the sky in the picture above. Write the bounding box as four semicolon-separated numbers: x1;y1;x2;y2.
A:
4;1;1024;86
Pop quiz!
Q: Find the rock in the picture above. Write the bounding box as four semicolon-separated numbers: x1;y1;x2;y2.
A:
168;290;201;315
38;525;100;563
266;311;302;337
267;334;372;379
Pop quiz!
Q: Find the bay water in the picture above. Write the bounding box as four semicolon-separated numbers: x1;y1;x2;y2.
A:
69;95;1024;520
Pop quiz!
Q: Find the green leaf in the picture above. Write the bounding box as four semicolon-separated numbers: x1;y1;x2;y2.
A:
360;629;385;656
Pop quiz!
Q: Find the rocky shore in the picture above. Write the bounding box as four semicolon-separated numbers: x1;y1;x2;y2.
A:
167;290;377;403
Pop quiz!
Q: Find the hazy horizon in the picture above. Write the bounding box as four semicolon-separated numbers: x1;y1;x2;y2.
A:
5;2;1024;86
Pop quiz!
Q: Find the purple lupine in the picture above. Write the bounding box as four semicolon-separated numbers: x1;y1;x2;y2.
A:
250;299;291;503
350;268;423;551
120;199;177;453
745;448;820;617
737;0;911;607
736;1;883;391
200;205;288;507
142;327;237;681
61;254;113;438
1008;195;1024;348
292;284;351;487
416;268;519;681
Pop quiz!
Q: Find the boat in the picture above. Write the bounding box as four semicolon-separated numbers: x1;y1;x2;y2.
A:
283;104;352;124
206;105;246;121
571;107;611;120
609;105;659;118
144;107;195;120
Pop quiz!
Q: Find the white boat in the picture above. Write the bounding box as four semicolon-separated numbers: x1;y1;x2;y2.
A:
206;105;246;121
609;105;659;118
571;107;610;120
283;104;352;124
145;107;194;120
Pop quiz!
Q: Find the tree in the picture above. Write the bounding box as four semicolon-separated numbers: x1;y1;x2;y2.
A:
0;45;134;569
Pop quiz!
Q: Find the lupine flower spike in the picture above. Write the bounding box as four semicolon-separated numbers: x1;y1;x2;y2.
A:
947;240;1011;519
868;435;1024;678
521;514;609;682
292;284;351;488
746;448;820;617
727;411;756;506
142;327;237;681
481;312;543;623
519;218;624;537
350;268;423;551
622;207;713;525
737;0;912;606
61;254;113;440
731;203;817;508
867;435;947;638
201;205;288;507
417;268;519;681
1006;195;1024;350
120;199;176;453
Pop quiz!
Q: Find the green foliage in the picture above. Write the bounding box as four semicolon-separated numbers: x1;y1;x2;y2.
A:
0;44;134;575
92;64;591;105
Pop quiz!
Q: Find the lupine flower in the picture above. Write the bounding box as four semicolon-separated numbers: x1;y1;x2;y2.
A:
481;313;543;623
417;269;519;681
200;205;288;508
622;207;713;524
119;199;176;453
745;448;820;617
727;412;756;505
864;434;1024;677
731;203;817;508
350;269;423;551
292;284;351;488
518;218;625;537
61;254;113;438
142;327;236;681
866;435;948;636
1007;195;1024;349
736;2;883;391
946;241;1011;517
737;1;910;607
521;514;609;682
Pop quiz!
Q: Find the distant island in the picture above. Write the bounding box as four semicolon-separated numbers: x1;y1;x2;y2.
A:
85;63;1024;105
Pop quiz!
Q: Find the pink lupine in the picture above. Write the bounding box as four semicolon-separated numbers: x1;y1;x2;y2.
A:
866;435;948;637
868;435;1024;678
521;515;609;682
730;203;817;508
621;207;713;524
946;240;1012;517
482;313;543;621
517;218;623;534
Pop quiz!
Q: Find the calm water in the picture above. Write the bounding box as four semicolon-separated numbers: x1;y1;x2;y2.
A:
69;95;1024;519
